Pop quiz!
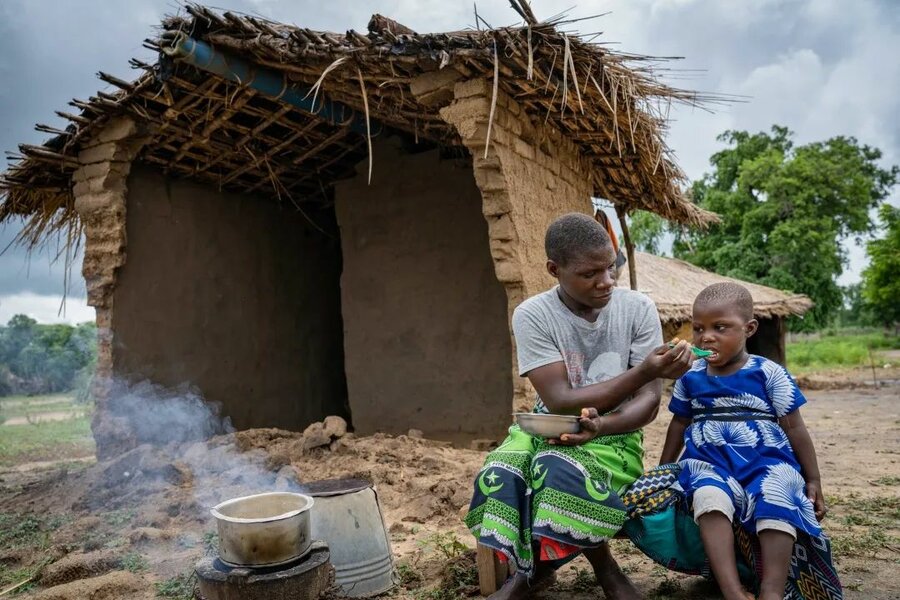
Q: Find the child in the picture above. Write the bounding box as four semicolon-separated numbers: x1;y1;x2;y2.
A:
656;282;839;600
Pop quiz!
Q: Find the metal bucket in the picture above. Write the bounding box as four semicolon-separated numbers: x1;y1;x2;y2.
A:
304;478;393;597
210;491;314;567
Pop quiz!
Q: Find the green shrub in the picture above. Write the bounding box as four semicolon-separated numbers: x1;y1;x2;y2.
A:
786;331;900;372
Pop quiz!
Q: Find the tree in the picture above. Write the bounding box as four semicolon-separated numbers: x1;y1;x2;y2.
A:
861;204;900;328
628;210;668;254
674;126;898;330
836;283;876;328
0;316;96;395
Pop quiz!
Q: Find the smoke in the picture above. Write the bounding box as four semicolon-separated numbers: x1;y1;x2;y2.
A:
106;379;235;444
90;379;305;516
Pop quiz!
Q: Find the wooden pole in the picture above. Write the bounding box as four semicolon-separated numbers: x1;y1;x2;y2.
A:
616;205;637;291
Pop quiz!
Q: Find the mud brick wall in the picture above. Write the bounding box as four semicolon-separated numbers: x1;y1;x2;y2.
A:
111;165;349;438
70;117;148;457
72;117;349;456
335;140;512;440
438;79;595;411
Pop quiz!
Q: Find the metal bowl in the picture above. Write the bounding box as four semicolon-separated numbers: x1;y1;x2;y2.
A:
211;491;314;567
514;413;581;438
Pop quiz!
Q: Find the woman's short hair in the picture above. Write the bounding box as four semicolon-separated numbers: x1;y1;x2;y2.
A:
545;213;612;265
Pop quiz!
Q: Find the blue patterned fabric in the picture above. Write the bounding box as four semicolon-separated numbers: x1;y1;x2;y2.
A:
623;464;843;599
668;355;822;538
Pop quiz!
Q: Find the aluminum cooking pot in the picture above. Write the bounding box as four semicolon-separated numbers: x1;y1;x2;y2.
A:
210;491;314;567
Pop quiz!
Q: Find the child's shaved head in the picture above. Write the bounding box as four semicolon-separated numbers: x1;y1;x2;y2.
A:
545;213;612;265
694;282;755;321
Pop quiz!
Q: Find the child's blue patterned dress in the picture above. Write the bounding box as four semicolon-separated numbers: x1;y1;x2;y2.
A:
668;355;822;537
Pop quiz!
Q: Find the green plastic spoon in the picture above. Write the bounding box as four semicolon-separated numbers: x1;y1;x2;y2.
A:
667;342;714;357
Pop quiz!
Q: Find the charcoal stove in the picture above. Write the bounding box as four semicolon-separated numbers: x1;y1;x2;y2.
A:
195;540;332;600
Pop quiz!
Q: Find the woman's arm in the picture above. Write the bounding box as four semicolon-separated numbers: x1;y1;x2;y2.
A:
551;379;664;446
527;341;694;414
659;415;691;464
780;409;827;520
594;379;663;434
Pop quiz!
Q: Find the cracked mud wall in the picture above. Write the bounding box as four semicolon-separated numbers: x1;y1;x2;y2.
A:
109;164;349;436
335;139;512;440
439;79;595;411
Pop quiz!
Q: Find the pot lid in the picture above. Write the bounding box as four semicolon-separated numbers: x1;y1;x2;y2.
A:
300;477;372;497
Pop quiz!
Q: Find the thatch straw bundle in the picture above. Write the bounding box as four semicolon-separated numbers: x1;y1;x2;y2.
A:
618;251;813;323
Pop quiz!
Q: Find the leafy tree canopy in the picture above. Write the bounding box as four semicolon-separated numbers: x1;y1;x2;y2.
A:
0;316;96;396
671;126;898;330
861;203;900;328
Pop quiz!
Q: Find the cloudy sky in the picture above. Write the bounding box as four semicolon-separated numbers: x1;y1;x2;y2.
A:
1;0;897;323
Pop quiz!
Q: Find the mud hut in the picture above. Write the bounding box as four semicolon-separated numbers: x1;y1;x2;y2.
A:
618;252;812;364
0;4;722;455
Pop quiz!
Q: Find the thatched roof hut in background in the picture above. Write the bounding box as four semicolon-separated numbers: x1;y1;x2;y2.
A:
618;251;813;364
1;2;725;454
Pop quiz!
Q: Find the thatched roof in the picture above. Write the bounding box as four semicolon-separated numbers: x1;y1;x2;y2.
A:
1;2;724;247
620;251;813;323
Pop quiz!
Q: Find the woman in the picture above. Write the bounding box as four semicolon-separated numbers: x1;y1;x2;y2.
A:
465;213;693;599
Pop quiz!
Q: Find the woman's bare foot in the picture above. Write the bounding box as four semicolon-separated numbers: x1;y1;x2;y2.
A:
594;563;641;600
719;583;756;600
487;573;529;600
486;568;557;600
584;544;640;600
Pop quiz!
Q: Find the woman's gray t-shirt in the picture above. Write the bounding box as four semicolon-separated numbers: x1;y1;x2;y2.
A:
512;286;663;414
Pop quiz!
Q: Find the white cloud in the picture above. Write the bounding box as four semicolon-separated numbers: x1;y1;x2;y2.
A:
0;293;94;325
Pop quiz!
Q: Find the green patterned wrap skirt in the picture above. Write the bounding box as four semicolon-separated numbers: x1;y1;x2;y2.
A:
464;425;645;575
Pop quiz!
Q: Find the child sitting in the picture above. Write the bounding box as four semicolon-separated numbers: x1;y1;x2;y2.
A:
626;282;842;600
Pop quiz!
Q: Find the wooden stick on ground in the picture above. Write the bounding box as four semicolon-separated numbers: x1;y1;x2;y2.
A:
0;575;36;597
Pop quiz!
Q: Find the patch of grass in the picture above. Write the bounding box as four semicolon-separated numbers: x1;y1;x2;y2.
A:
831;493;900;520
829;492;900;559
831;528;892;558
81;530;112;552
0;513;69;552
395;562;424;588
0;567;38;596
415;552;478;600
0;556;52;596
418;531;468;560
103;508;137;527
154;572;196;599
0;394;82;420
202;532;219;557
0;415;94;467
566;567;597;592
786;330;900;373
874;476;900;486
650;575;682;598
842;513;878;527
122;552;149;573
0;515;45;550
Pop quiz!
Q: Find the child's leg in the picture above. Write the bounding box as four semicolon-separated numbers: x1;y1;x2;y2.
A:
694;486;752;600
757;520;796;600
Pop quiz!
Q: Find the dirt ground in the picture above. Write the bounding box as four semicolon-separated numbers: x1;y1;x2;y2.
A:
0;381;897;599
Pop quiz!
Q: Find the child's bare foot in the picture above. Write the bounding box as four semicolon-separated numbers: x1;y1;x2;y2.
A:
486;569;556;600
